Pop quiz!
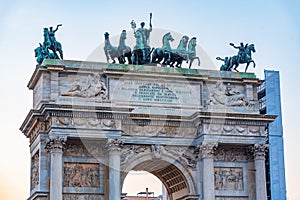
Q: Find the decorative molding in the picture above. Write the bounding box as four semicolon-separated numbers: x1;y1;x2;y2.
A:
52;117;119;130
45;136;67;152
106;138;125;152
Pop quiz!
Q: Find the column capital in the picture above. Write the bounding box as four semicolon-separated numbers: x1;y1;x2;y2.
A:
45;136;67;152
252;143;268;160
106;138;125;152
198;142;218;159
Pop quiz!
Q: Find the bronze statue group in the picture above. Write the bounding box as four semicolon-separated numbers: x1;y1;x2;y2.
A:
35;14;256;72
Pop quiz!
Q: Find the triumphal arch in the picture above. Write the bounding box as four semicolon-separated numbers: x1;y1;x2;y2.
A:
21;58;275;200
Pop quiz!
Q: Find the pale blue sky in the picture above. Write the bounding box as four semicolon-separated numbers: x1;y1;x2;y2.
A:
0;0;300;199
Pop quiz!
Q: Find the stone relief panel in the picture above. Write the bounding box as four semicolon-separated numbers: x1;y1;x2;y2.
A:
31;152;39;190
63;163;100;187
64;140;106;158
214;147;251;162
60;73;108;100
51;116;120;130
214;167;244;191
63;194;104;200
206;81;258;112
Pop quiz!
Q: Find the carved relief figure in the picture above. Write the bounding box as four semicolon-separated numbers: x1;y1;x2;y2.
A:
214;167;244;190
62;73;108;99
208;81;248;106
64;163;100;187
31;153;39;189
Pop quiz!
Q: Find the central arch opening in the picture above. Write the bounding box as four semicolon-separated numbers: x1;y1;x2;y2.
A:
121;159;190;200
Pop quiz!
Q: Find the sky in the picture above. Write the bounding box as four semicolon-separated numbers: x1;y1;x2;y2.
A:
0;0;300;199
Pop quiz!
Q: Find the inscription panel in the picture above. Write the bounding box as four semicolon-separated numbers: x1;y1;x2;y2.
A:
109;78;202;107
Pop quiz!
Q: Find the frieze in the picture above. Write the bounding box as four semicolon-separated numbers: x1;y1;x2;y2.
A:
214;167;244;191
214;147;250;162
64;140;106;158
123;124;196;138
64;163;100;187
51;116;120;130
63;194;104;200
31;152;39;190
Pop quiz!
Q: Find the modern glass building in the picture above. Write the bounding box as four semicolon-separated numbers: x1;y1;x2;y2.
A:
258;70;287;200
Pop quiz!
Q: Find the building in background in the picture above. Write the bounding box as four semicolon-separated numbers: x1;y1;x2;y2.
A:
258;70;287;200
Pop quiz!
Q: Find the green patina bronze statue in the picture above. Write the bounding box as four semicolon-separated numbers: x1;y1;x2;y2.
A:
218;42;256;72
34;24;63;65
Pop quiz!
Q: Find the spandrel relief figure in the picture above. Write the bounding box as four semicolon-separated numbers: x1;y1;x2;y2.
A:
62;73;108;99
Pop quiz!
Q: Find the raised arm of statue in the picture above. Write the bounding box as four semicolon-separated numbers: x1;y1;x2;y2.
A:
229;43;238;49
54;24;62;32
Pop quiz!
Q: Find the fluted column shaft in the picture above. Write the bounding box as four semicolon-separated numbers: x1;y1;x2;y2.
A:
45;136;66;200
107;138;124;200
199;142;218;200
254;144;268;200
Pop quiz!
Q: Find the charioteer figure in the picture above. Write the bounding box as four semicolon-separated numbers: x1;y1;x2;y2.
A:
131;13;153;65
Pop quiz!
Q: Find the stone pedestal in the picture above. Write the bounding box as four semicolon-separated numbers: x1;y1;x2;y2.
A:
45;136;66;200
107;138;124;200
199;142;218;200
254;144;268;200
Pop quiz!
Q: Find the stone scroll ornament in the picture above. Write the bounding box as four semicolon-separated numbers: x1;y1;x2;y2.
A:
207;81;249;106
34;24;63;65
62;73;108;99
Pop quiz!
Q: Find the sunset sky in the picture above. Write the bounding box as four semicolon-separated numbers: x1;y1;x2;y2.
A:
1;0;300;199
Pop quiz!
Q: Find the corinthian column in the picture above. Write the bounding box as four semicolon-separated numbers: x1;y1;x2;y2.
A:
45;136;66;200
199;142;218;200
253;143;268;200
106;138;124;200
